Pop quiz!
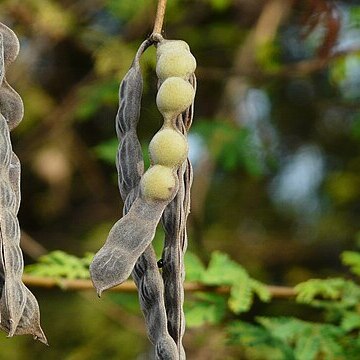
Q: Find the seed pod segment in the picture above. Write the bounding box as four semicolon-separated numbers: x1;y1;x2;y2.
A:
156;77;195;119
156;49;196;81
149;128;188;167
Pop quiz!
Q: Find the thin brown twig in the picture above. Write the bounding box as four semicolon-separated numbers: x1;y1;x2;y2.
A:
152;0;167;36
22;274;297;298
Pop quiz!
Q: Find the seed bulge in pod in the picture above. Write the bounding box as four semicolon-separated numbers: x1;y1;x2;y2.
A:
156;77;195;118
156;49;196;80
141;165;176;200
0;23;20;65
157;40;190;58
149;128;188;167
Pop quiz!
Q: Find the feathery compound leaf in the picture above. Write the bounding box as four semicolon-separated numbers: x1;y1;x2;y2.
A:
340;311;360;332
295;278;360;307
25;251;92;279
201;251;270;313
227;320;296;359
202;251;247;285
341;251;360;276
184;251;206;282
184;292;227;328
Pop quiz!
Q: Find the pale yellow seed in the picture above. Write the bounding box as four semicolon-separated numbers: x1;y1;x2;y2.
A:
157;40;190;58
141;165;176;200
156;77;195;117
156;49;196;80
149;129;188;167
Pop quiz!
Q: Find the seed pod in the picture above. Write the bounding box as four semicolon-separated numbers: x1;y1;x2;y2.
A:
0;23;20;66
0;22;46;344
141;165;176;200
156;77;195;118
90;39;178;359
149;128;188;167
156;49;196;80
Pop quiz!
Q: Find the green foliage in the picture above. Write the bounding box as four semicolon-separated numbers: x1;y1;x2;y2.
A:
341;251;360;276
193;119;264;175
23;248;360;359
184;292;227;328
229;317;346;360
94;137;150;168
25;251;93;279
185;251;270;327
76;79;119;120
207;0;232;12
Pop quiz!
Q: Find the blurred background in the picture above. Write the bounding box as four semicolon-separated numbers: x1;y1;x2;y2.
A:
0;0;359;359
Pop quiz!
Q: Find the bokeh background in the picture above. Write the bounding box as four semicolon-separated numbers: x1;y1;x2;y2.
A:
0;0;359;359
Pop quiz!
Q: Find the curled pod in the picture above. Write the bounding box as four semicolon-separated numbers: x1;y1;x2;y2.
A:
149;128;188;167
156;49;196;81
156;77;195;119
141;165;176;201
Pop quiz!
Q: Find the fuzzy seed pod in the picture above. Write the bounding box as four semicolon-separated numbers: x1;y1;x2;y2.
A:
156;77;195;118
149;128;188;167
156;49;196;81
141;165;176;200
0;23;20;66
157;40;190;58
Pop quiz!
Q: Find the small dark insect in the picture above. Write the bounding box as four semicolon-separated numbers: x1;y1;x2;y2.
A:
157;259;164;268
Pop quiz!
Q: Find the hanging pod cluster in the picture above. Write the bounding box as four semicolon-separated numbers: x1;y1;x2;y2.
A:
90;36;196;359
0;23;46;343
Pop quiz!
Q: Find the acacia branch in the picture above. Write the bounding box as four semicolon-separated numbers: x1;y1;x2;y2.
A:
22;274;296;299
152;0;167;36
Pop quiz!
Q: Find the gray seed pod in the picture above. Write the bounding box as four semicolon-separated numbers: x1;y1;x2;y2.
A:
0;23;46;344
90;39;178;359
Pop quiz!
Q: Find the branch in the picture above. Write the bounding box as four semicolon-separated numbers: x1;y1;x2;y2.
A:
152;0;167;36
22;274;296;299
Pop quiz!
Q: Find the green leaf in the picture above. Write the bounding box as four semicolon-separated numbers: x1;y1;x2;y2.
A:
184;252;206;282
25;251;93;279
295;278;343;303
94;137;118;164
341;251;360;276
340;311;360;332
250;279;272;302
192;119;264;176
202;251;247;285
202;251;270;313
227;320;295;360
184;292;227;328
228;276;253;313
294;334;320;360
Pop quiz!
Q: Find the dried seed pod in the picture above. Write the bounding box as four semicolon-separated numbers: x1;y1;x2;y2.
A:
149;129;188;167
0;80;24;130
0;23;46;344
156;77;195;118
90;195;178;295
0;23;20;66
156;49;196;80
156;40;197;359
90;39;178;359
91;34;196;360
